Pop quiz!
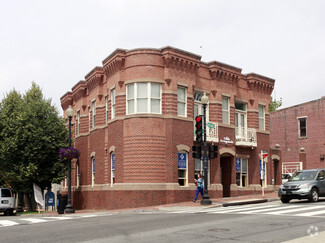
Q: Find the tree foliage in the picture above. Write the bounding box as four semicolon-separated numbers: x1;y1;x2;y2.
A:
269;97;283;112
0;82;68;193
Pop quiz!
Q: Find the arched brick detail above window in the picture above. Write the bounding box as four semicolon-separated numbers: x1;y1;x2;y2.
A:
176;144;190;152
109;146;116;154
219;148;236;157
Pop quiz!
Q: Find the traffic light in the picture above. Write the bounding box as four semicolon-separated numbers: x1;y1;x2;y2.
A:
192;145;202;159
195;116;203;143
209;145;218;159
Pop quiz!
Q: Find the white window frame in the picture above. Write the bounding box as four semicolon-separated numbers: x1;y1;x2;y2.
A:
91;156;95;187
77;110;80;135
92;100;96;128
178;151;188;187
88;107;91;131
222;96;230;124
236;158;248;187
298;117;307;138
177;87;187;117
111;153;115;186
105;96;109;124
258;105;265;130
76;162;80;187
235;101;247;139
111;89;116;119
126;82;161;115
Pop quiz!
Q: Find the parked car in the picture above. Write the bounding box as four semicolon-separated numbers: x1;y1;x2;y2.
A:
278;169;325;203
0;188;15;215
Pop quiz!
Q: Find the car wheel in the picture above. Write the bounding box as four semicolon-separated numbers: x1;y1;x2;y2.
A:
281;198;290;203
309;188;319;202
8;209;14;216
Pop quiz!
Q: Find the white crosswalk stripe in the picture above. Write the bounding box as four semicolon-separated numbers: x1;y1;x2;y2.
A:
163;203;325;218
0;220;20;227
0;213;112;228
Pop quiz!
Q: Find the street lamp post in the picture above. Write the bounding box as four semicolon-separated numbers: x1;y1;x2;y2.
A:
65;105;75;214
201;93;212;205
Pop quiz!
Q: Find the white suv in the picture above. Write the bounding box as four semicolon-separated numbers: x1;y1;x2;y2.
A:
0;188;15;215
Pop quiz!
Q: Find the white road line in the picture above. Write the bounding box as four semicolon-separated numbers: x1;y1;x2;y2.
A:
79;214;97;218
43;217;73;220
0;220;19;227
295;209;325;217
265;205;325;215
209;204;278;214
239;206;300;214
20;218;49;223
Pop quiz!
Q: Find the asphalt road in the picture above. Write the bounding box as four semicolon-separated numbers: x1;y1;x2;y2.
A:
1;200;325;243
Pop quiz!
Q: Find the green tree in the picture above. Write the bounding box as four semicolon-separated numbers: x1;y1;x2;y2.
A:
269;97;282;112
0;83;68;198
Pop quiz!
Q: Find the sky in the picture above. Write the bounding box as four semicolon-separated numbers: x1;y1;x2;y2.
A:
1;0;324;114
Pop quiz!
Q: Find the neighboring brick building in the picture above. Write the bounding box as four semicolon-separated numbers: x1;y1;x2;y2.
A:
270;97;325;175
61;47;277;210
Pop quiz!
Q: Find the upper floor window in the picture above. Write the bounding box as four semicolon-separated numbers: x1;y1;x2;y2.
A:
258;105;265;130
222;96;230;124
126;82;161;114
105;96;109;124
77;110;80;135
111;89;116;119
177;87;187;117
88;107;91;130
298;117;307;138
92;100;96;128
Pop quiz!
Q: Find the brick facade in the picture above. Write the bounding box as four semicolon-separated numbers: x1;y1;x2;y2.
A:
61;47;276;210
270;97;325;171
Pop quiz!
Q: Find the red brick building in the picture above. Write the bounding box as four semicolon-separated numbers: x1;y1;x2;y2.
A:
61;47;277;210
270;97;325;175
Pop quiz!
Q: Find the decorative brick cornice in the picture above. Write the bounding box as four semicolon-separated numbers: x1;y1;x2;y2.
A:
161;46;201;74
85;66;104;92
208;61;241;85
102;49;126;78
245;73;275;95
60;91;73;110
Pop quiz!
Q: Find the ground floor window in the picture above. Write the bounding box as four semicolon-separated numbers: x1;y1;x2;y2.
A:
178;152;188;186
111;153;115;186
236;158;248;187
91;157;95;187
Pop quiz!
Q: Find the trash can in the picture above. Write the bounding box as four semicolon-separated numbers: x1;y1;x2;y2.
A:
57;192;68;214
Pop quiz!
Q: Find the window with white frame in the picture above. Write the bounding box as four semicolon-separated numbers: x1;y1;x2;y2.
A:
126;82;161;114
105;96;109;124
194;92;203;118
298;117;307;138
222;96;230;124
88;107;91;131
76;162;80;187
178;152;188;186
91;156;95;187
92;100;96;128
177;87;187;117
236;158;248;187
258;105;265;130
77;110;80;135
235;101;247;139
111;89;116;119
111;153;115;186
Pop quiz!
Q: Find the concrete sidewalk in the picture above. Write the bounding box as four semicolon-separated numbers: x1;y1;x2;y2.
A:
17;191;279;216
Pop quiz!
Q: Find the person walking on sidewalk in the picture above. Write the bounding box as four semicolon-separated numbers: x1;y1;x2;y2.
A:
193;173;204;202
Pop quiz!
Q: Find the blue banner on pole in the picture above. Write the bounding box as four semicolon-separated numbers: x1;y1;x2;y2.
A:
112;154;115;170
